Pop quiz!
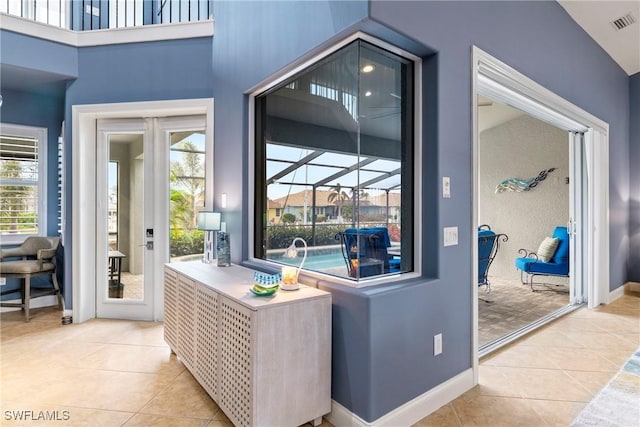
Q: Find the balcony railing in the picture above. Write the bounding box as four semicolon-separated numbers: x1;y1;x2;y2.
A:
0;0;212;31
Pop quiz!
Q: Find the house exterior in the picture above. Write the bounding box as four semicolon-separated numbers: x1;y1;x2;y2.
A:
1;1;638;424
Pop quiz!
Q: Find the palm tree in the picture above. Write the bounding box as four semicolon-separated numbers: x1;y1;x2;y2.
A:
327;183;350;219
170;141;204;229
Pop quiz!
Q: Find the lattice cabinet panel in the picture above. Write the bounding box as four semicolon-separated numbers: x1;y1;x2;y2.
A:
177;275;196;370
219;297;253;427
163;267;178;352
163;263;330;427
195;284;219;400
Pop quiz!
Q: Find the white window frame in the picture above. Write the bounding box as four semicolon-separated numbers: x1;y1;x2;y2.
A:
247;31;423;288
0;122;48;245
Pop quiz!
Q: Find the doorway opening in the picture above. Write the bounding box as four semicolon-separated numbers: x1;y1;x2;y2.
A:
476;95;571;348
471;47;610;367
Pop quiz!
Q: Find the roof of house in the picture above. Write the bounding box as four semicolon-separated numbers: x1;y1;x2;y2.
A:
271;189;401;208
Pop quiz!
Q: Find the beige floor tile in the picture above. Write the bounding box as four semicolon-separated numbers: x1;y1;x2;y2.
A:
481;344;559;369
516;329;583;348
0;401;134;426
76;343;184;379
139;370;219;419
451;394;545;426
546;316;605;333
123;413;209;426
544;347;620;372
563;370;616;396
205;421;234;427
412;403;461;427
476;366;522;398
30;368;173;412
211;408;230;422
527;398;587;427
503;367;593;402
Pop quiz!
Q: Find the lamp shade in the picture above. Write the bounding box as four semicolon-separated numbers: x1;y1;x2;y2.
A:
197;211;221;231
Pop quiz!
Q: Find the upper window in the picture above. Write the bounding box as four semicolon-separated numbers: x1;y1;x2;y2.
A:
0;124;47;243
254;38;416;283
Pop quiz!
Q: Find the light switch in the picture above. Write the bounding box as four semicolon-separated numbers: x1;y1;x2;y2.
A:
444;226;458;247
442;177;451;198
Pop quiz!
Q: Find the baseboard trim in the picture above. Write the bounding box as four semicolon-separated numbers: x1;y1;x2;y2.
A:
609;285;626;302
626;282;640;293
325;368;474;427
0;295;58;312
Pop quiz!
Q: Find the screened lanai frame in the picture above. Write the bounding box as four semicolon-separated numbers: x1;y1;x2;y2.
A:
248;32;423;285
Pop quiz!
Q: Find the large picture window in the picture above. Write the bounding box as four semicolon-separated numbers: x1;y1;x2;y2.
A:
254;38;416;282
0;123;47;243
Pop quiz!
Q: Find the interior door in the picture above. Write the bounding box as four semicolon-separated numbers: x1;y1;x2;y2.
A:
96;118;155;320
569;131;586;305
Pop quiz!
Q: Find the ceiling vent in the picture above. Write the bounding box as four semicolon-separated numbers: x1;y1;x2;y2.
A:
610;13;636;31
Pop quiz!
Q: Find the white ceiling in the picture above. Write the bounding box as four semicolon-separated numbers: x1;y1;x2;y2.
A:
477;95;525;133
558;0;640;76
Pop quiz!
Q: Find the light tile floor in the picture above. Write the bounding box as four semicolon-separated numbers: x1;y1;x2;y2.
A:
1;292;638;427
0;306;331;427
415;291;640;426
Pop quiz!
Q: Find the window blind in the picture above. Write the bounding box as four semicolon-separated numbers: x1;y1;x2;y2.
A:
0;135;39;235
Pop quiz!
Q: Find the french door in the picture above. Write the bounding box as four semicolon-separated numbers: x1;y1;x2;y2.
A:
96;116;207;320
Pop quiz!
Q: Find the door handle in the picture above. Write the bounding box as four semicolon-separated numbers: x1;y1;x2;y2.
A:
138;242;154;250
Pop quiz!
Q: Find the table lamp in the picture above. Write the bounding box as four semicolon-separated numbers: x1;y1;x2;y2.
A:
198;211;221;264
281;237;307;290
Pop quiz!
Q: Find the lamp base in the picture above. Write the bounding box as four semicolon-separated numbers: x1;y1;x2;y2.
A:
280;283;300;291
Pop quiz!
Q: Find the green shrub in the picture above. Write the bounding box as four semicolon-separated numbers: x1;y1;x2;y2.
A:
170;229;205;258
281;213;296;224
266;224;346;249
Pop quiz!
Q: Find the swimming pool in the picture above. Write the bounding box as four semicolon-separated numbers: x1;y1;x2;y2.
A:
271;251;345;270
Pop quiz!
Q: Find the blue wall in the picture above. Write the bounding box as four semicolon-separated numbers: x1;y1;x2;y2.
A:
0;88;65;238
629;72;640;282
1;0;634;423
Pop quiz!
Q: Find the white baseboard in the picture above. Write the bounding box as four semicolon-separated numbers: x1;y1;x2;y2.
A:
325;368;474;427
609;285;625;302
627;282;640;293
0;295;59;312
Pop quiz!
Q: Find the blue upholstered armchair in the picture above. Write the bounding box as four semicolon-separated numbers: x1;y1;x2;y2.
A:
515;226;570;291
337;227;401;278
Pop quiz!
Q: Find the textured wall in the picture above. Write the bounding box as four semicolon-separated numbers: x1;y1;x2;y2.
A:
479;115;569;281
629;72;640;282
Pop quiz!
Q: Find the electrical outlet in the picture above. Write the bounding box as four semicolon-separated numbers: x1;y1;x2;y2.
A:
434;333;443;356
0;277;6;286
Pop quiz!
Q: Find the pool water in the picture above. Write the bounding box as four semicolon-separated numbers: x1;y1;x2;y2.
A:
273;252;345;270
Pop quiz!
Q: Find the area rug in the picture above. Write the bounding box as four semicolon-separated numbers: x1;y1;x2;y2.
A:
571;346;640;426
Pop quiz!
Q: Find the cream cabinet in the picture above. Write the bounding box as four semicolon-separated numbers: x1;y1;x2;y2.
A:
164;262;331;427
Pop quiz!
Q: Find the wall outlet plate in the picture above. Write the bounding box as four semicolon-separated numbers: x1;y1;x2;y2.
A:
434;333;443;356
443;226;458;246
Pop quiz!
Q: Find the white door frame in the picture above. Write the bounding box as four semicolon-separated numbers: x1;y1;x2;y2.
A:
471;47;609;382
71;99;214;323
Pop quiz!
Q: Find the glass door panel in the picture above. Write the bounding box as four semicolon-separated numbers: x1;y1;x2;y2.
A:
169;130;206;262
106;133;146;301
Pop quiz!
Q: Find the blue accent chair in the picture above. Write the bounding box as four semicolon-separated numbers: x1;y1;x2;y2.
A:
367;227;401;270
477;225;508;301
337;228;401;278
515;226;570;291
